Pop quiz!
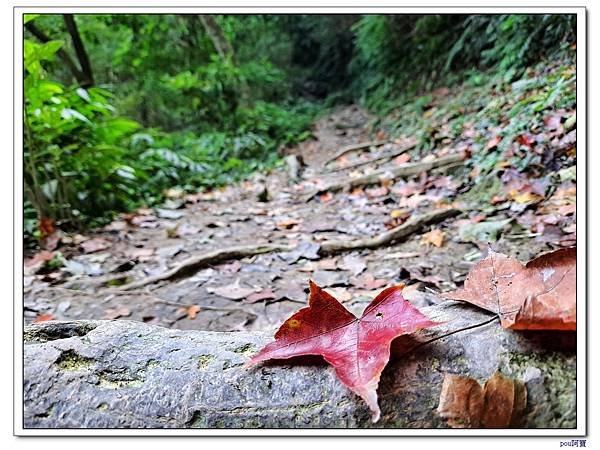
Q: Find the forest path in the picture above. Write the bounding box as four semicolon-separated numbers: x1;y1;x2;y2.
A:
24;104;567;333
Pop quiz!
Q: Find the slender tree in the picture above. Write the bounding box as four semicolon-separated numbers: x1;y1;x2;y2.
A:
62;14;94;87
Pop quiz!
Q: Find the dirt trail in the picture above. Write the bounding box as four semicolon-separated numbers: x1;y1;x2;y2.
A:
24;105;559;333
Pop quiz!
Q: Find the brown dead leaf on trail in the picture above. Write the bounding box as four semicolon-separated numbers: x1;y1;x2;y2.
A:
126;247;155;259
486;135;502;150
437;372;526;428
442;247;575;330
365;185;389;199
104;306;131;320
209;279;256;300
420;229;445;248
34;313;56;323
80;237;111;254
349;273;388;290
276;218;303;230
25;250;56;270
217;260;242;273
393;153;411;165
338;254;367;276
385;209;411;230
319;192;334;203
245;290;276;304
39;217;61;250
186;305;201;320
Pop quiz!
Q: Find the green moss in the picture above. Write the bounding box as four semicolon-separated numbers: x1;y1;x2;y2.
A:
504;351;576;428
55;349;95;372
233;343;255;355
197;354;216;369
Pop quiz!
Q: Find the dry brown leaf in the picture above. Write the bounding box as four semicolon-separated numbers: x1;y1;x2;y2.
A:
81;237;111;254
437;374;484;428
442;247;575;330
420;229;445;248
104;306;131;320
349;273;388;290
210;279;255;300
437;372;526;428
34;313;56;323
245;290;276;303
186;305;201;320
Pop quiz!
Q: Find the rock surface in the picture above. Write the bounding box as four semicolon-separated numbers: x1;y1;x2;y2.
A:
23;301;576;429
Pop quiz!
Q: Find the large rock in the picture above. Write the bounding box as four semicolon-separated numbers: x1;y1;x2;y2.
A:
23;301;576;428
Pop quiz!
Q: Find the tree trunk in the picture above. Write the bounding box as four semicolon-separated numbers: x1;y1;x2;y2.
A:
198;14;235;60
199;15;249;104
62;14;94;87
25;22;86;86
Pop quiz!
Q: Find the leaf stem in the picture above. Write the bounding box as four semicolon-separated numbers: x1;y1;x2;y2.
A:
398;314;500;357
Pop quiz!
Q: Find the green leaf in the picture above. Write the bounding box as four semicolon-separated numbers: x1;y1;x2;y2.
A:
23;14;40;25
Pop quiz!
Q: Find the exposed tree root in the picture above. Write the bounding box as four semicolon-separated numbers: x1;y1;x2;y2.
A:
118;208;459;290
324;138;418;174
306;152;467;201
319;208;460;254
118;243;294;291
323;140;389;166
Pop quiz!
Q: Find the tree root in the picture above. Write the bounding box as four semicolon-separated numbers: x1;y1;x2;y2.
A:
306;152;467;201
118;243;294;291
319;207;460;254
323;140;389;166
118;208;459;290
324;138;418;174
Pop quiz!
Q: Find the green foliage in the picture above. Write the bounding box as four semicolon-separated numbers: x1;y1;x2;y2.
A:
350;14;575;111
23;13;575;242
23;15;316;239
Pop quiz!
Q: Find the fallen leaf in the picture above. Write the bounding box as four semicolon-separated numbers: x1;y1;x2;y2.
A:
442;247;575;330
486;135;502;149
156;208;184;220
39;217;56;239
278;242;321;264
312;270;348;287
217;260;242;273
156;244;184;258
365;185;389;199
80;237;111;254
126;247;155;259
33;313;56;323
175;223;202;236
276;218;302;230
319;192;333;203
210;279;255;300
437;372;526;428
104;306;131;320
511;192;543;204
338;254;367;276
25;250;56;270
390;209;409;220
350;273;388;290
323;287;352;302
248;281;439;422
186;305;201;320
458;218;512;243
393;153;411;165
245;290;276;303
420;229;445;247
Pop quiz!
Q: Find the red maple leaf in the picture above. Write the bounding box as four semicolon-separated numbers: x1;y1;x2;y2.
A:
247;281;439;421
